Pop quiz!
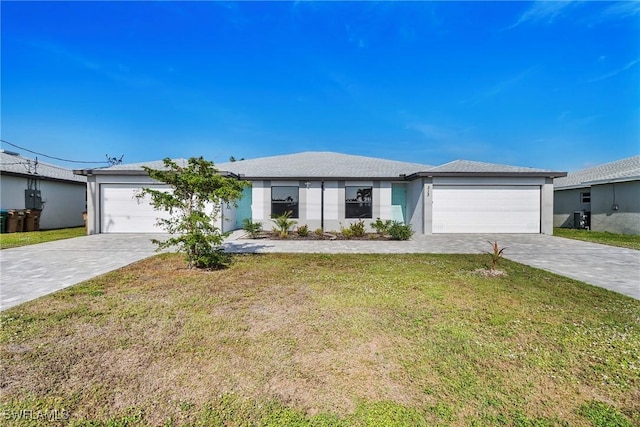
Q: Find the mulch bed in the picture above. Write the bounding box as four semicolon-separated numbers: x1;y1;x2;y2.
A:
243;231;394;241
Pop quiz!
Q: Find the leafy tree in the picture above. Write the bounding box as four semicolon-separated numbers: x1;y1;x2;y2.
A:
138;157;248;269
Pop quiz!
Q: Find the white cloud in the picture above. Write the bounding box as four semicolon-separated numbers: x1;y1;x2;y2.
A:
507;0;577;30
461;67;537;105
602;1;640;19
589;58;639;82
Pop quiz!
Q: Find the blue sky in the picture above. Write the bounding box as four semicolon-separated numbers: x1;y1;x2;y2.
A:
1;1;638;172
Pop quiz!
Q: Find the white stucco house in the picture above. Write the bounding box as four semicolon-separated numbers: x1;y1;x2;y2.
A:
75;152;566;235
0;150;87;229
554;155;640;235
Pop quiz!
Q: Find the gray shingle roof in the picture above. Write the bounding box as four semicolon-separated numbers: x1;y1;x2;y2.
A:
215;152;432;178
77;151;564;179
96;158;189;171
426;159;558;174
0;151;86;183
554;155;640;189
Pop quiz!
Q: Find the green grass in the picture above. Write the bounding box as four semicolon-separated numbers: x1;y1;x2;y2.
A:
554;227;640;250
0;227;86;249
1;253;638;426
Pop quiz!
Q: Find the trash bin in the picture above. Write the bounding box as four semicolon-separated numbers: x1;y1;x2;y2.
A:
6;210;25;233
0;210;7;233
24;209;42;232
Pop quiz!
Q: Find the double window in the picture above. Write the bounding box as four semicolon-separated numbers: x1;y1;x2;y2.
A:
345;186;372;218
271;186;299;218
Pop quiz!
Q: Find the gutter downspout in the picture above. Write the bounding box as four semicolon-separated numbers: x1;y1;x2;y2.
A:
321;180;325;231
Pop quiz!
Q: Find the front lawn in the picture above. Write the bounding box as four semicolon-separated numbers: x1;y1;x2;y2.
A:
1;253;638;426
0;227;86;249
554;227;640;250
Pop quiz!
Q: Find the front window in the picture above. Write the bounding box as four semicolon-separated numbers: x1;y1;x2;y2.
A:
346;186;372;218
271;186;299;218
581;192;591;204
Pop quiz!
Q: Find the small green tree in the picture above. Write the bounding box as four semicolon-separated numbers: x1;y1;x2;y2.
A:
138;157;248;269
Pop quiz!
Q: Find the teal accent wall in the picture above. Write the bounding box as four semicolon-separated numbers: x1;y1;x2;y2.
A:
235;185;253;228
391;184;406;223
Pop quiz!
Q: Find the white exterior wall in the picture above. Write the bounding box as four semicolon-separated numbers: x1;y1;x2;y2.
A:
249;180;396;232
1;175;86;229
378;182;393;220
251;181;266;220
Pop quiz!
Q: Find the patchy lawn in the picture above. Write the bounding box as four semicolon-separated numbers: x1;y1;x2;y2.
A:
554;227;640;250
1;253;638;426
0;227;86;249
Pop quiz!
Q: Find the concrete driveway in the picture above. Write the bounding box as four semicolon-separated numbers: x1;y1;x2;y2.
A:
1;233;638;311
0;234;160;311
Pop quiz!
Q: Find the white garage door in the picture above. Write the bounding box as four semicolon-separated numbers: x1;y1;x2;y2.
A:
100;184;171;233
432;185;541;233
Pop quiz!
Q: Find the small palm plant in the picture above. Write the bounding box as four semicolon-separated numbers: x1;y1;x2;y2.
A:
272;211;297;238
242;218;263;238
489;241;507;271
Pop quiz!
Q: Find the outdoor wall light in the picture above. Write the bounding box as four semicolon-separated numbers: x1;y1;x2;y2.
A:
305;181;311;189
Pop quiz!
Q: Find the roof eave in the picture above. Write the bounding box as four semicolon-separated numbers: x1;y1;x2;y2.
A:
73;169;239;179
584;176;640;186
406;171;567;180
1;170;86;184
238;175;411;181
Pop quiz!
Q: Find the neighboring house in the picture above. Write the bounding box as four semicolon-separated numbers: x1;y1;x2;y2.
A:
74;151;565;235
0;150;87;229
554;156;640;235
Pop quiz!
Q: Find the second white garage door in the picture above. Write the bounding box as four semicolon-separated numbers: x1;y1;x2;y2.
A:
100;184;171;233
432;185;541;233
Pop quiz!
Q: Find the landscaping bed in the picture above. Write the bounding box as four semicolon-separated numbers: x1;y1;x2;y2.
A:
242;230;395;241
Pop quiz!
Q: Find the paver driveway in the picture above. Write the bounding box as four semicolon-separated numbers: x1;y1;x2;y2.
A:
0;234;160;310
1;232;638;311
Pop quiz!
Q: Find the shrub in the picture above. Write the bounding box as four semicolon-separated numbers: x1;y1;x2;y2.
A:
388;222;413;240
340;220;366;239
242;218;262;238
297;224;309;237
349;219;367;237
372;218;393;235
314;228;324;237
271;211;297;239
340;223;354;239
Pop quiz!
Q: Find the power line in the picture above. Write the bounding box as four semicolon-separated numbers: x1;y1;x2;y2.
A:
0;139;109;164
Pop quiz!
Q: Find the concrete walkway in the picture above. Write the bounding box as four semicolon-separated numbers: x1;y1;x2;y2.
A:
1;233;638;311
0;234;160;311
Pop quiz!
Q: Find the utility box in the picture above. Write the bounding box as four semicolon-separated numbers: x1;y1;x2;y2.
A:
25;189;43;209
573;211;589;230
6;210;25;233
24;209;42;232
